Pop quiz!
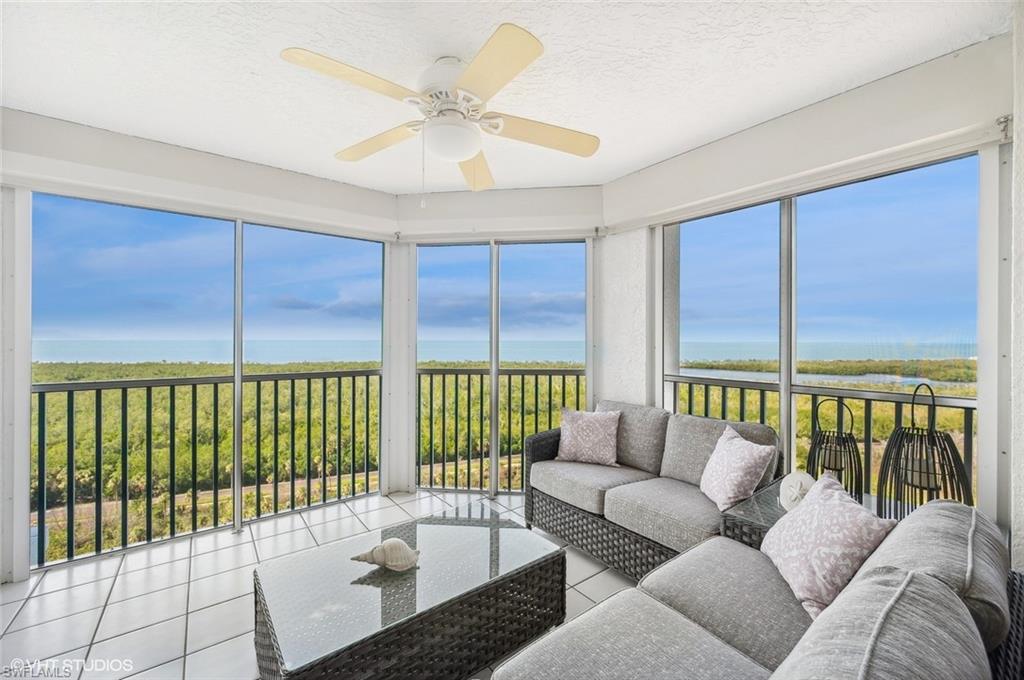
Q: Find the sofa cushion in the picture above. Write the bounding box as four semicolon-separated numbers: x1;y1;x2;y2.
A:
596;400;669;474
530;460;654;515
771;567;991;680
603;477;720;552
853;499;1010;651
661;414;778;487
493;589;771;680
640;537;811;670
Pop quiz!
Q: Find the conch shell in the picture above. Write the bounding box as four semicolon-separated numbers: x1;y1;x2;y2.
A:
351;537;420;572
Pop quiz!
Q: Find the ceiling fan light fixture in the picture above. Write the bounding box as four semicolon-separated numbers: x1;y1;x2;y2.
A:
423;116;481;163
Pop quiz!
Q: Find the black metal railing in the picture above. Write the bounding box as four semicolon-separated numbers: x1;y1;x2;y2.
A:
31;369;381;566
416;368;586;493
664;374;977;498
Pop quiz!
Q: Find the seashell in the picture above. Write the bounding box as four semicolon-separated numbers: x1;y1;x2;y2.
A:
780;471;816;511
351;537;420;572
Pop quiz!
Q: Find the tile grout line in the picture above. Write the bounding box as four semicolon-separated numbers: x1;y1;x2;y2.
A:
0;571;46;637
78;552;126;680
180;536;194;680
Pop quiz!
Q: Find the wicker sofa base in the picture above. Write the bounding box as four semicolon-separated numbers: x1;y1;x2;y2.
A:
254;550;566;680
529;489;678;581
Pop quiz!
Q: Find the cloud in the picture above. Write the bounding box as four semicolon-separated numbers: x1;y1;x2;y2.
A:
271;295;321;310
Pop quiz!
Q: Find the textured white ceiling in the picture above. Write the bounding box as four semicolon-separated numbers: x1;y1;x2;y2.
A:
1;2;1012;195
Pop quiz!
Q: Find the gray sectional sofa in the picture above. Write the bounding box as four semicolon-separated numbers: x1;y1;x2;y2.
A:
495;500;1020;680
524;400;780;580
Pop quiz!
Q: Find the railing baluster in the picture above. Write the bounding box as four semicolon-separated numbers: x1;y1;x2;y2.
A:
169;386;175;537
191;385;197;533
561;375;566;408
454;374;460;489
94;389;102;555
836;397;845;433
672;382;678;414
810;394;819;439
466;373;472;489
739;388;746;422
479;375;485;489
37;392;46;566
547;374;553;430
121;389;129;548
759;390;766;424
863;399;873;496
145;386;152;541
364;375;370;492
721;385;728;420
703;383;710;417
289;379;295;510
306;378;312;506
273;381;279;513
963;408;974;489
428;374;434;488
350;376;356;495
520;374;526;493
894;402;903;428
533;375;539;433
213;383;219;526
688;383;694;415
575;375;580;411
342;376;346;499
507;374;513;491
66;391;75;561
256;381;262;518
441;374;447;489
321;378;327;503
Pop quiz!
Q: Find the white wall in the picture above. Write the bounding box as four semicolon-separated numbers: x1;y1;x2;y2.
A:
593;227;655;405
603;34;1014;230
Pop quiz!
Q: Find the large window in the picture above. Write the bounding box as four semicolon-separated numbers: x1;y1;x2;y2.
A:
415;241;588;493
29;194;386;565
795;156;978;395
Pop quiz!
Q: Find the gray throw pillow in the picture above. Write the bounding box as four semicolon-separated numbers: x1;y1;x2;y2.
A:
556;408;620;466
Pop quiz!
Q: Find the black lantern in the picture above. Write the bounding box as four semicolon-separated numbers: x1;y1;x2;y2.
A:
876;383;972;520
806;398;863;502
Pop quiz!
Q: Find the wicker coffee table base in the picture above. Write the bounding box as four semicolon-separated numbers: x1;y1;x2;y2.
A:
254;550;566;680
529;489;678;582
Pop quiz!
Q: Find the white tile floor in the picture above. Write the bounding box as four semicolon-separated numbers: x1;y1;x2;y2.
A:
0;490;635;680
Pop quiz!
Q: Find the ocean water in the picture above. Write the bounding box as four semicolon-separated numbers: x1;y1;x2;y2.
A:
31;339;975;365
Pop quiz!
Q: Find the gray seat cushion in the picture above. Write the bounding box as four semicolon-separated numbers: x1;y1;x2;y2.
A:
640;537;811;670
660;414;778;488
596;400;669;474
853;499;1010;651
493;589;771;680
530;460;654;515
771;567;991;680
603;477;721;552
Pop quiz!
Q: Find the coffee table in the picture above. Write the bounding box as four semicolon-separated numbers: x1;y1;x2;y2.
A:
253;500;565;679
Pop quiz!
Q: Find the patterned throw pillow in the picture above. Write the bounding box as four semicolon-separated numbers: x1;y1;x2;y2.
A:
699;426;777;511
556;408;621;466
761;474;897;618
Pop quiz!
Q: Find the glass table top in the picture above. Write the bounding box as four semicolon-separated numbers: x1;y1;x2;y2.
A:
723;479;786;527
254;500;562;672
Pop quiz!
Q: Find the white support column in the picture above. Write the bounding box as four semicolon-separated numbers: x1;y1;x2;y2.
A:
977;143;1009;525
488;241;500;497
585;236;596;410
381;240;417;494
1;187;32;582
232;220;243;531
1009;0;1023;567
661;225;680;411
779;198;796;472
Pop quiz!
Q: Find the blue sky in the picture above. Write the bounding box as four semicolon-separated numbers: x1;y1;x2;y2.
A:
679;155;978;359
32;196;585;362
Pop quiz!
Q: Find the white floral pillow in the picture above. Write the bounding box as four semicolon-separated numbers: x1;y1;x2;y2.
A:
556;409;620;466
699;426;777;511
761;473;897;618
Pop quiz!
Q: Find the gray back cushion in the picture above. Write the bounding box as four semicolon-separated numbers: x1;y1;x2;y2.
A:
660;414;778;487
771;567;991;680
853;499;1010;651
595;401;669;474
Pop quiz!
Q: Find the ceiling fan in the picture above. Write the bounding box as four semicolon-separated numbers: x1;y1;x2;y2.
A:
281;23;600;192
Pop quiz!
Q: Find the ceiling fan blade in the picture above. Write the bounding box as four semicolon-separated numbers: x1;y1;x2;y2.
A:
483;113;599;157
335;123;420;161
459;151;495;192
282;48;419;103
455;23;543;102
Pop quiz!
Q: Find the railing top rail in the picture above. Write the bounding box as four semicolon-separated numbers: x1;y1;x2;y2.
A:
665;373;779;391
31;368;382;393
664;373;977;410
416;367;585;377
